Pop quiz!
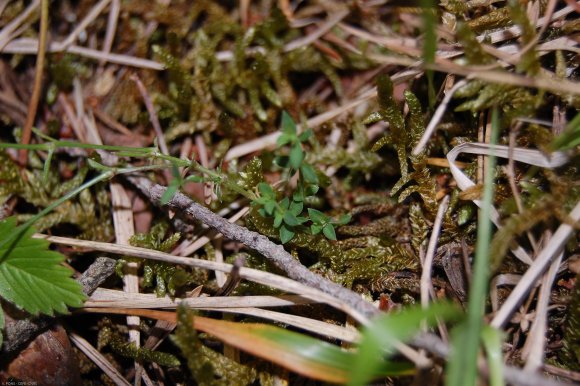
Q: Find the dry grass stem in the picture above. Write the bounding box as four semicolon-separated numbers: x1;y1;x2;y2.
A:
413;80;467;155
60;0;111;48
18;0;48;164
522;252;563;371
130;74;169;155
1;38;164;69
70;332;132;386
87;288;316;309
492;202;580;328
33;233;370;322
100;0;120;67
0;0;39;50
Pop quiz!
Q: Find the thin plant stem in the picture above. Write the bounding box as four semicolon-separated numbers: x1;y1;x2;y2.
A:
461;107;500;386
0;162;175;256
19;0;49;164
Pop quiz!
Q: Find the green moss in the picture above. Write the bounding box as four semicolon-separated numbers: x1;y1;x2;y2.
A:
98;325;180;367
0;151;113;239
409;202;429;256
467;7;512;34
559;272;580;371
172;306;257;385
129;223;191;297
455;22;494;65
508;0;540;75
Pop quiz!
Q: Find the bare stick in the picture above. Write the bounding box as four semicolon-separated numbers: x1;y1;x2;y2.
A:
126;174;378;320
70;332;131;386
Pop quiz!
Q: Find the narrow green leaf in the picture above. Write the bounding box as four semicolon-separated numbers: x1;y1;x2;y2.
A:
279;225;295;244
481;326;505;386
289;144;304;169
446;322;470;386
322;223;337;240
0;217;86;316
160;180;180;205
307;208;328;223
184;175;205;183
256;324;414;382
298;129;313;142
283;211;300;226
273;213;283;228
281;111;297;135
279;197;290;209
550;112;580;151
276;133;293;147
170;164;181;178
335;214;352;225
289;201;303;216
42;146;55;183
292;188;304;202
457;107;500;386
258;182;275;198
300;163;318;184
349;302;461;386
304;184;319;196
264;201;276;215
310;224;323;235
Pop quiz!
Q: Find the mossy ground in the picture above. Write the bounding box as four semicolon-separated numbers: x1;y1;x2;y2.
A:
0;1;579;385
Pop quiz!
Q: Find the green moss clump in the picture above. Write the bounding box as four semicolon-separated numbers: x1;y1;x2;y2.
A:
172;306;257;385
98;324;180;367
559;271;580;371
0;151;113;240
129;223;190;297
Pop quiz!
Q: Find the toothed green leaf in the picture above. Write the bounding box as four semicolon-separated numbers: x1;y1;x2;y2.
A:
0;217;86;316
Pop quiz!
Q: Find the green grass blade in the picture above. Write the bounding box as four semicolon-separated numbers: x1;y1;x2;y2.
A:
349;302;462;386
447;107;500;386
481;325;505;386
